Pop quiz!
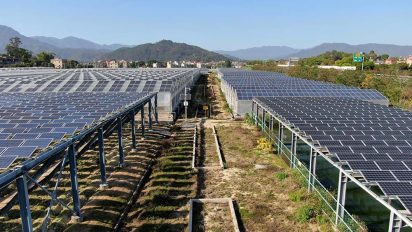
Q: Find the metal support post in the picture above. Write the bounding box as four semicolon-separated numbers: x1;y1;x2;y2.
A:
141;106;145;138
269;116;274;142
148;99;153;130
308;148;317;192
262;109;266;132
117;117;124;167
335;171;348;225
290;133;297;168
17;175;33;232
255;105;259;126
130;111;136;149
98;128;107;187
277;124;284;155
251;102;255;121
154;94;158;123
388;211;402;232
68;144;81;218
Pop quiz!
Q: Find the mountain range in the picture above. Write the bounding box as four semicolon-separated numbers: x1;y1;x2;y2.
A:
217;43;412;60
2;24;412;62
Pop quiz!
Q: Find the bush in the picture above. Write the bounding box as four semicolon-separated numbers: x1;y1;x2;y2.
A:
295;205;315;223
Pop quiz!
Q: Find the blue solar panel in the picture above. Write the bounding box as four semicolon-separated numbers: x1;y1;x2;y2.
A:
0;156;18;169
39;132;66;140
22;138;53;148
2;146;37;158
0;139;24;147
12;133;40;139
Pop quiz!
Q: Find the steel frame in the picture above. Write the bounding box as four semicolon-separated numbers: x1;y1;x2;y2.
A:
0;93;158;232
251;99;412;231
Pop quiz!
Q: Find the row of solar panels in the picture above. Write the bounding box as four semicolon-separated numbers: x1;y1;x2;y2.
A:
218;68;389;103
0;92;150;170
0;68;197;93
254;96;412;213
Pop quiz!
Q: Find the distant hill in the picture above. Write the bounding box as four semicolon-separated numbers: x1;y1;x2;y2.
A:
31;36;129;51
287;43;412;58
102;40;229;62
0;25;109;61
216;46;299;60
219;43;412;60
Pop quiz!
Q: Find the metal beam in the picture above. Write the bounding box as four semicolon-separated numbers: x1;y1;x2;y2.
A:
252;98;412;229
335;170;348;225
141;106;145;138
255;105;259;126
269;116;274;141
148;99;153;130
68;144;81;218
290;133;297;168
17;175;32;232
262;109;266;132
98;128;107;186
308;148;317;192
277;124;284;155
389;211;402;232
154;94;158;123
117;117;124;167
130;111;137;149
0;93;155;190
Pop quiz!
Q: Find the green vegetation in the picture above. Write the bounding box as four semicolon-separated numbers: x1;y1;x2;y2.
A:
102;40;228;62
250;54;412;109
2;37;55;67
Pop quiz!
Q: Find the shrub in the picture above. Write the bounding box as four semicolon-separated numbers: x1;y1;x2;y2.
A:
295;205;315;223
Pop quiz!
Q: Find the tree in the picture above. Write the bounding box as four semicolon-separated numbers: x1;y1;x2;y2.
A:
34;52;54;66
380;54;390;60
224;60;232;68
5;37;32;63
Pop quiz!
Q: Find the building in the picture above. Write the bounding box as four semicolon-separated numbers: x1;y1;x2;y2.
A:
50;58;67;69
406;56;412;67
118;60;128;68
108;60;118;69
385;57;398;65
167;61;172;68
196;62;203;69
152;63;158;68
0;55;17;67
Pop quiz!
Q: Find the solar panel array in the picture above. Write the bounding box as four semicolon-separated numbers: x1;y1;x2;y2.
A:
0;68;197;93
255;96;412;212
218;68;388;102
0;92;150;170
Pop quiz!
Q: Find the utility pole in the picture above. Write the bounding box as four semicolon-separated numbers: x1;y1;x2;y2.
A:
361;52;364;71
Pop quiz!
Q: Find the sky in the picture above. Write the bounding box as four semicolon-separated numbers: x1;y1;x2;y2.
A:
0;0;411;51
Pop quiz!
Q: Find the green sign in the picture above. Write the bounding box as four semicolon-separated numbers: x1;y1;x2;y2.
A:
353;53;363;63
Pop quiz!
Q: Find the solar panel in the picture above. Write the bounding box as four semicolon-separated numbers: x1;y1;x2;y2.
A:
2;146;37;158
0;156;18;169
21;138;53;148
361;170;396;182
378;182;412;196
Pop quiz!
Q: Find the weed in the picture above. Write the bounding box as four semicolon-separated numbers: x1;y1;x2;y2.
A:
275;172;288;181
288;189;306;202
295;205;315;223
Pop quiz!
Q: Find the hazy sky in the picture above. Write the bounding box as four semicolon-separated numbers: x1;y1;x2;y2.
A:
1;0;411;50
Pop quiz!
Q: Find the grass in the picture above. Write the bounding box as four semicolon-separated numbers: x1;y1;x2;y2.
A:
200;123;333;231
124;124;196;231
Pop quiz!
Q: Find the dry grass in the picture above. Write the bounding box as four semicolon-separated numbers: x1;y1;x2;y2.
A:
199;123;333;232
